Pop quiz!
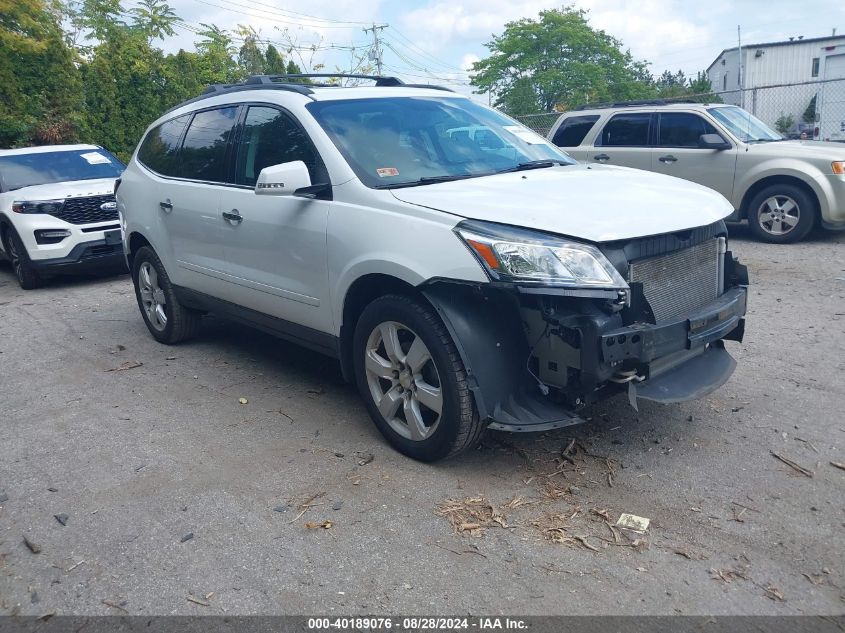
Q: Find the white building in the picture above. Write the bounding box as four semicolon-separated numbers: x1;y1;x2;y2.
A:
706;34;845;130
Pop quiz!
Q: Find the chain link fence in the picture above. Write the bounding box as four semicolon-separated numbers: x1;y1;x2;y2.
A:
513;78;845;142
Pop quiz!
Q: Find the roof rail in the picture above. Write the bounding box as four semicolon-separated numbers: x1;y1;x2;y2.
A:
161;74;454;116
574;98;698;111
245;74;453;91
247;73;405;86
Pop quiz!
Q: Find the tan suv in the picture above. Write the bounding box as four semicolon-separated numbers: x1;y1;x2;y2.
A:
548;101;845;243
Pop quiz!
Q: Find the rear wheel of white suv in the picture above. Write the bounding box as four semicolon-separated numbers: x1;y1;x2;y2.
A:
352;294;485;461
131;246;200;344
747;184;816;244
3;227;42;290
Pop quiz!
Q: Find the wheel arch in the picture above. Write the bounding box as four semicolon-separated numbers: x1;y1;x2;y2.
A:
126;231;153;270
738;174;821;221
338;273;424;382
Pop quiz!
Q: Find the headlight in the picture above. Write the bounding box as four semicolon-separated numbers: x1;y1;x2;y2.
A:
456;220;628;289
12;199;65;214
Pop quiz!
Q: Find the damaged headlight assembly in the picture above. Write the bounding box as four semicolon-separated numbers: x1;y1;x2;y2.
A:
455;220;628;298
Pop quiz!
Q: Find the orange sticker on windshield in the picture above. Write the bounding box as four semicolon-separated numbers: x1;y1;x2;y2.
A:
377;167;399;177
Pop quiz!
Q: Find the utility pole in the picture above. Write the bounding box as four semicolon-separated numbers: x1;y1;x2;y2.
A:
737;25;743;109
363;23;388;75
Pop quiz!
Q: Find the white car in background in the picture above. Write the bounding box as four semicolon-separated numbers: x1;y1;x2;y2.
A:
0;144;126;289
117;75;749;461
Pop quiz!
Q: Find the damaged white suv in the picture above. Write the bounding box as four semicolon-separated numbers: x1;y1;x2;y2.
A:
117;75;749;461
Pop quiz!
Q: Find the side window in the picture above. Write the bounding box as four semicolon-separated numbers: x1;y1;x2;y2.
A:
599;113;651;147
177;106;239;182
235;106;327;186
551;115;599;147
137;114;190;176
658;113;720;148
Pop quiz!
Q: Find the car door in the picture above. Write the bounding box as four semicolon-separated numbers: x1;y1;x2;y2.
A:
652;112;738;199
588;112;653;170
214;104;332;333
156;105;240;296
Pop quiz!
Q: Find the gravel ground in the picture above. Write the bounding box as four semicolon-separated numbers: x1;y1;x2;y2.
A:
0;225;843;616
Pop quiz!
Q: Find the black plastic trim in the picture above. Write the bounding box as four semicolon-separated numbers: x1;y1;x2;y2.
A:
27;239;126;272
172;286;340;359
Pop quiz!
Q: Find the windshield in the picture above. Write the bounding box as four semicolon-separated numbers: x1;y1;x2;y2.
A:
0;149;124;192
708;106;783;143
307;97;574;188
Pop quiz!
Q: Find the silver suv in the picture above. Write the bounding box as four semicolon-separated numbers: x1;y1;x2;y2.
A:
548;102;845;243
118;75;748;461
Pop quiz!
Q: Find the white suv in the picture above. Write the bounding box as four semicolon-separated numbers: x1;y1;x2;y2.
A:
118;75;749;461
0;144;126;289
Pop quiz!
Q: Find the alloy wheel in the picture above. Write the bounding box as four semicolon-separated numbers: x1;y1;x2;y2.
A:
138;261;168;331
364;321;443;442
757;195;800;236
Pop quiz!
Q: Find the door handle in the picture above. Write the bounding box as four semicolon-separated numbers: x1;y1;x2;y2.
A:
159;199;173;212
222;209;243;224
658;154;678;164
593;153;610;162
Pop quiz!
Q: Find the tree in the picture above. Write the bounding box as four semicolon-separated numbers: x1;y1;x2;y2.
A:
236;25;266;78
774;113;795;135
803;95;817;123
264;44;286;74
82;26;165;159
655;70;692;98
470;7;655;113
131;0;180;44
0;0;84;146
195;23;237;85
78;0;124;41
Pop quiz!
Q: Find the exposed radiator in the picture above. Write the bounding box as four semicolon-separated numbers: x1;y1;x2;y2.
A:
628;238;722;322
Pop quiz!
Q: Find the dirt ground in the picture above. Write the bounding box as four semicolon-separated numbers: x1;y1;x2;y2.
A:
0;225;843;616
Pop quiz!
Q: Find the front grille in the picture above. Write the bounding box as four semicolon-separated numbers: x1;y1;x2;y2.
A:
628;238;721;322
49;194;118;225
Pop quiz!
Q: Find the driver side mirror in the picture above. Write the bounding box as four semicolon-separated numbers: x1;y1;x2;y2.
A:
255;161;312;196
699;133;731;150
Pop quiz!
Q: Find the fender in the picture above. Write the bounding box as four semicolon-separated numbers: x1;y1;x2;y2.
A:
420;280;582;433
733;160;830;219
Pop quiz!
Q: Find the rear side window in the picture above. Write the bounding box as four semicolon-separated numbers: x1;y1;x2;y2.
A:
234;106;327;186
137;114;190;176
658;113;720;147
551;115;599;147
177;107;239;182
599;113;651;147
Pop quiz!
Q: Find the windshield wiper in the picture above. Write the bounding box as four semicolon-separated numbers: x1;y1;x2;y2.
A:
378;174;476;189
494;159;566;174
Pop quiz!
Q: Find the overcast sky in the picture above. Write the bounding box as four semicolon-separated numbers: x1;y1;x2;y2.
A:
159;0;845;98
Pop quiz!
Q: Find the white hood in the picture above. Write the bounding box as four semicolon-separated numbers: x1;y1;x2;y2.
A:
391;164;734;242
7;178;117;201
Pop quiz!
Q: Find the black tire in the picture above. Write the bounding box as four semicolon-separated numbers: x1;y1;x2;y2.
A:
352;293;485;462
747;184;816;244
131;245;199;344
3;227;42;290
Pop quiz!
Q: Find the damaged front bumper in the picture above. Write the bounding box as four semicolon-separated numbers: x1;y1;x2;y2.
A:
421;255;748;433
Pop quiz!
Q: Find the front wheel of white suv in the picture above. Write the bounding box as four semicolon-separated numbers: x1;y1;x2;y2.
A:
131;246;200;344
352;294;486;462
3;227;42;290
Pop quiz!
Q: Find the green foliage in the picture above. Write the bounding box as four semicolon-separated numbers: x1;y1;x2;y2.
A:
470;7;657;113
774;113;795;135
803;95;816;123
0;0;84;146
130;0;179;43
